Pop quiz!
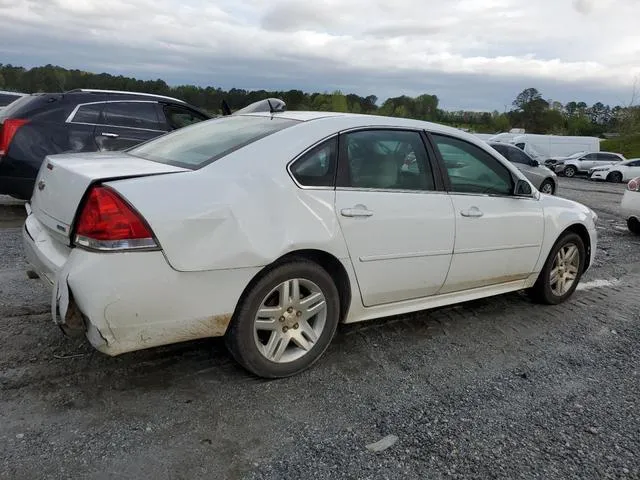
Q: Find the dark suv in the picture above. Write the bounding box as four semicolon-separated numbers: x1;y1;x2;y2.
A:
0;90;25;109
0;89;212;199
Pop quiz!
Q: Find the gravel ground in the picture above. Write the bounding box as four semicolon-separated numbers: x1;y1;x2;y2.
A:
1;178;639;479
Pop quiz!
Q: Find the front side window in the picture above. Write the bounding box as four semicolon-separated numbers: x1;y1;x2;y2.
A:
583;153;598;161
290;137;337;187
129;115;300;169
102;102;162;130
71;103;103;124
432;134;513;195
509;146;533;165
163;104;210;130
341;129;435;191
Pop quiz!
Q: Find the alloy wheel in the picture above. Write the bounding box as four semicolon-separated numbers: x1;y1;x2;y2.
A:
253;278;327;363
550;243;580;296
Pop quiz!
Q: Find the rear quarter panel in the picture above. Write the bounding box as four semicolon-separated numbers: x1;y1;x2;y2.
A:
106;121;357;272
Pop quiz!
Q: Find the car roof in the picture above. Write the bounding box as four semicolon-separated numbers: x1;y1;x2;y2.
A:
239;111;472;138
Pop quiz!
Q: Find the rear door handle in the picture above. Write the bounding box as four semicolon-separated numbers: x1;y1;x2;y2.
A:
341;205;374;217
100;132;119;138
460;206;483;218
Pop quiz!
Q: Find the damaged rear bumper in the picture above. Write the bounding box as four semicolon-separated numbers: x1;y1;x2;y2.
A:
22;209;260;356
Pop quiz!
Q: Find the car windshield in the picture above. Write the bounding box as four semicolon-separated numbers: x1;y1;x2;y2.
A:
128;115;300;169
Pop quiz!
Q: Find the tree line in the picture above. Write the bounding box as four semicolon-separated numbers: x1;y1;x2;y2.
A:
1;63;637;138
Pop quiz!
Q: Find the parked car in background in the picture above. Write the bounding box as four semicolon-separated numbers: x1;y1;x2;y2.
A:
552;151;625;177
489;141;558;194
23;111;597;378
510;134;600;162
621;177;640;234
0;89;213;199
0;90;25;111
589;158;640;183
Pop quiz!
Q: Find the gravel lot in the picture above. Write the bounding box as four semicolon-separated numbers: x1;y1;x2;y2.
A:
1;178;639;480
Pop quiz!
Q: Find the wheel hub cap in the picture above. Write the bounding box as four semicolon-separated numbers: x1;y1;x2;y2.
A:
253;278;327;363
550;243;580;296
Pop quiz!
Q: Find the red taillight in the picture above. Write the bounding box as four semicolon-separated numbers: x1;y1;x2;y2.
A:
0;119;29;156
628;177;640;192
74;186;158;250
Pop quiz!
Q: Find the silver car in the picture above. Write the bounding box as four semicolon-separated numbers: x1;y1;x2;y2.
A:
489;142;558;194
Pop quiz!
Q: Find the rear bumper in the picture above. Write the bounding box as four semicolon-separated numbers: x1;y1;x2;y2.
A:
23;211;261;356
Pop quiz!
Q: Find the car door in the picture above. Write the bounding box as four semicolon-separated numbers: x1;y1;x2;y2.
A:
578;153;598;171
430;133;544;294
334;128;455;307
95;101;167;151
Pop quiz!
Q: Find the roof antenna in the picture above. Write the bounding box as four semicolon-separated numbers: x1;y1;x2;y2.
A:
221;99;232;116
267;99;275;118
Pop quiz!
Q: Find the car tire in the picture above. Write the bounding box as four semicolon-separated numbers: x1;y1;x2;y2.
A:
539;179;555;195
563;166;577;178
628;217;640;235
225;259;340;378
528;232;586;305
607;171;623;183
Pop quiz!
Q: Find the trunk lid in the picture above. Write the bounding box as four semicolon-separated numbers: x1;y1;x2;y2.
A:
31;151;187;241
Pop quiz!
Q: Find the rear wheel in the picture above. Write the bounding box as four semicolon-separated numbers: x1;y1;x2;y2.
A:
539;179;555;195
226;260;340;378
563;166;577;178
628;217;640;235
607;171;623;183
529;232;585;305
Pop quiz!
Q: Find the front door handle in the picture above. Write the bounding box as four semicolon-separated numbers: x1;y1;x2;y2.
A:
341;205;374;217
460;206;483;218
100;132;119;138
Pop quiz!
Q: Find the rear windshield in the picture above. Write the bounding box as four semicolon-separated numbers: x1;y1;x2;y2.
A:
0;95;34;120
128;115;300;169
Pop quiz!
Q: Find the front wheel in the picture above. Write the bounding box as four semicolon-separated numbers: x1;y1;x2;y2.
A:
226;260;340;378
539;179;555;195
563;166;577;178
628;217;640;235
607;171;623;183
529;232;586;305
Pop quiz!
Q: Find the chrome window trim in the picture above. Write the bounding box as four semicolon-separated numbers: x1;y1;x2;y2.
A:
73;89;186;104
66;100;167;132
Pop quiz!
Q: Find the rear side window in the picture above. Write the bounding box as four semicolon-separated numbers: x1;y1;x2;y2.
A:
163;104;210;130
0;93;22;107
128;115;300;169
0;95;36;120
290;137;337;187
102;102;162;130
70;104;103;124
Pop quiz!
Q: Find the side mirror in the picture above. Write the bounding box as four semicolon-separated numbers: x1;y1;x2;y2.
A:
530;159;540;167
514;179;533;196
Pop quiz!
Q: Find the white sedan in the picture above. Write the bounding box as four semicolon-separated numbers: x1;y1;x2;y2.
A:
621;176;640;234
589;158;640;182
23;111;598;378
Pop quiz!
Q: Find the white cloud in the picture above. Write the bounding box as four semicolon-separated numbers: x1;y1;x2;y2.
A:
0;0;639;109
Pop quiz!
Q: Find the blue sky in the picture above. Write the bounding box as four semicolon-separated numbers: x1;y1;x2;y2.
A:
1;0;639;110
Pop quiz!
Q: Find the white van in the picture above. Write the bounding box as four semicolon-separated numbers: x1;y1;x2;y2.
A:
510;134;600;161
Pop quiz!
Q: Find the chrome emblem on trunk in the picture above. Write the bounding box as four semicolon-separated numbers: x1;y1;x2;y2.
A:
37;181;45;191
